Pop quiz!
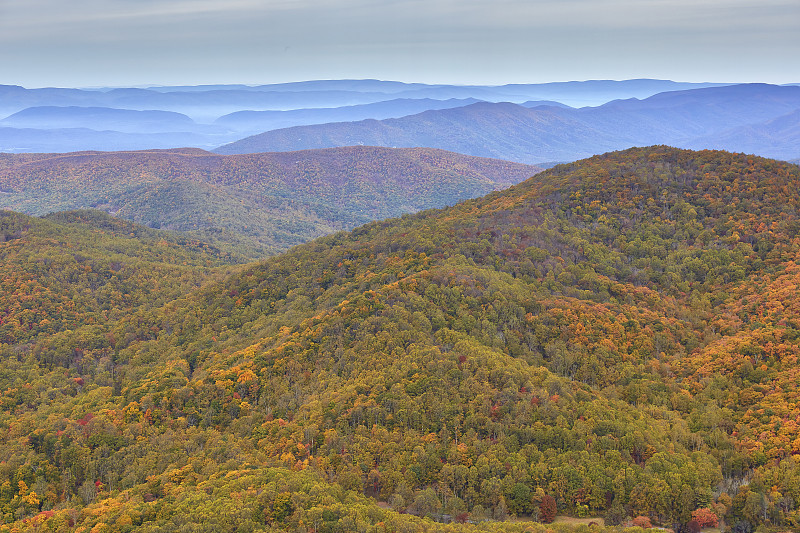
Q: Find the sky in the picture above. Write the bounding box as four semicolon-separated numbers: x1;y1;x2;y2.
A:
0;0;798;88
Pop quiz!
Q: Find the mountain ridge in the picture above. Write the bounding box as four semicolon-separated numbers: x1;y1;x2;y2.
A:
0;78;736;154
0;146;541;258
214;101;625;162
216;84;800;163
0;106;197;133
213;97;483;133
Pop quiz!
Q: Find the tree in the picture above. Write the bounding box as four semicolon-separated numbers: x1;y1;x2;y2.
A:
605;496;627;526
508;483;532;515
268;492;294;522
742;491;766;526
691;507;719;528
412;488;440;517
539;494;557;523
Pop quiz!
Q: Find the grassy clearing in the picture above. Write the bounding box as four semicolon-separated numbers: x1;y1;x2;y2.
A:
553;516;606;526
509;516;606;526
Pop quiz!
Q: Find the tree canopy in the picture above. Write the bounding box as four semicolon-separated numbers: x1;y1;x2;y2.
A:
1;146;800;531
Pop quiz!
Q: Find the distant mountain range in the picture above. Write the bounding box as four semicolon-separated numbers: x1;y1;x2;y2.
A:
215;101;623;162
0;106;230;152
214;98;483;134
0;146;540;258
0;79;731;153
683;108;800;158
216;84;800;162
0;78;724;118
0;126;225;153
0;85;396;122
0;106;196;132
2;80;798;161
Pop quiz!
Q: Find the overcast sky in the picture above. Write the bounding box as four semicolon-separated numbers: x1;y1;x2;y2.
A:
1;0;797;88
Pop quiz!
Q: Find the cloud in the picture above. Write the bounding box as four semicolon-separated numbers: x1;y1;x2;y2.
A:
4;0;797;38
0;0;797;86
413;0;799;31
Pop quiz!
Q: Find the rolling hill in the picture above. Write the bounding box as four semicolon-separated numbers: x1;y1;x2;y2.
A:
216;84;800;164
1;147;799;531
214;101;626;162
214;98;482;133
0;126;225;154
0;146;541;258
0;107;197;133
683;108;800;160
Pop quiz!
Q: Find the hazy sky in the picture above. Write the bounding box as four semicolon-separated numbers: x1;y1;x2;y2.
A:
1;0;798;87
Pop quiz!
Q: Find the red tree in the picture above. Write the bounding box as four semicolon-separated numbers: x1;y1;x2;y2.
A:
691;508;719;528
539;495;557;523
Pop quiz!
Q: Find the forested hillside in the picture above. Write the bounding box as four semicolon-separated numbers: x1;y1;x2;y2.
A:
0;209;235;350
1;147;800;532
0;146;539;259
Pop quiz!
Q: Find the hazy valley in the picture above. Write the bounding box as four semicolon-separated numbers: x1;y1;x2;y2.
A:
2;81;798;166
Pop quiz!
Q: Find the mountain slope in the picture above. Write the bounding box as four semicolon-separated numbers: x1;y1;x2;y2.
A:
214;98;481;133
214;102;626;163
1;147;799;531
0;146;541;258
575;83;800;144
0;209;234;348
683;107;800;160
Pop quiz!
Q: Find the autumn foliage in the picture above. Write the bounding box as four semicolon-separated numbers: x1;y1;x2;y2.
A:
0;147;539;260
539;495;557;523
691;508;718;528
1;147;800;531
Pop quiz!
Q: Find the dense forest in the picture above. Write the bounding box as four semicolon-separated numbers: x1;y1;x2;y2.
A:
0;147;539;260
1;147;799;532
